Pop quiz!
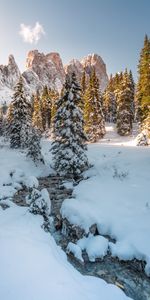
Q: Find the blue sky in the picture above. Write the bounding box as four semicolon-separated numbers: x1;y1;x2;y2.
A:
0;0;149;80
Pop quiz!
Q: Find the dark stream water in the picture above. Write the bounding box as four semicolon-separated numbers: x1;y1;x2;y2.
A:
52;228;150;300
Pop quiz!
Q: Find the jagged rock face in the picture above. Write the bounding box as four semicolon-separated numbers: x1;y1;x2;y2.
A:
0;55;21;89
81;54;108;91
0;55;21;103
0;51;108;104
64;59;84;82
65;54;108;92
25;50;65;92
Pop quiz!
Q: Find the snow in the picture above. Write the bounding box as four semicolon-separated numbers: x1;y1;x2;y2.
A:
61;124;150;275
77;235;109;262
0;123;149;299
0;86;13;105
25;175;39;188
67;242;84;262
99;123;138;146
0;205;130;300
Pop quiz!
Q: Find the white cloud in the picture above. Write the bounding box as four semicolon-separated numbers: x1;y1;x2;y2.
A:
19;22;45;44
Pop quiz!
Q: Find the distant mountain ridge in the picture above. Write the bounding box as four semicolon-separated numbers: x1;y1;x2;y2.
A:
0;50;108;104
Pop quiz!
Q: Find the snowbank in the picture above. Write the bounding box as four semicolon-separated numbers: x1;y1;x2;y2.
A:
62;143;150;275
0;205;131;300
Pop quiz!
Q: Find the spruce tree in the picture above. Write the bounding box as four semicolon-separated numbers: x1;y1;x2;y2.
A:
27;127;44;164
103;74;117;122
136;35;150;136
32;90;43;132
51;72;89;179
41;86;52;130
5;103;14;137
10;76;32;148
0;107;3;136
50;89;59;121
129;70;135;121
84;69;105;142
80;70;87;110
116;70;133;136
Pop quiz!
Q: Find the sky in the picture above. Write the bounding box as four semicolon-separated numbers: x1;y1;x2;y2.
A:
0;0;149;80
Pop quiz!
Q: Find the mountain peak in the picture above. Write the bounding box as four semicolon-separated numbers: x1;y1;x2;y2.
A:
0;50;108;105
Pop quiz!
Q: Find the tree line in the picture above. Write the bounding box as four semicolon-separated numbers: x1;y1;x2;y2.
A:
0;35;149;178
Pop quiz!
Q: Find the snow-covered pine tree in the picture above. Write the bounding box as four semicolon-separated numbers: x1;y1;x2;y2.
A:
0;106;4;136
51;72;89;180
50;88;59;134
10;76;32;148
32;90;43;132
116;70;133;136
129;70;135;122
80;70;87;110
27;127;44;164
41;86;52;131
136;35;150;136
84;69;105;142
103;74;117;123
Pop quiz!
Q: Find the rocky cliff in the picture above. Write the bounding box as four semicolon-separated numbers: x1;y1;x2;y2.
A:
65;54;108;92
0;50;108;104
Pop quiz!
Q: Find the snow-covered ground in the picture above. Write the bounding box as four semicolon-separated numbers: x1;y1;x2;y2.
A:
62;124;150;276
0;204;131;300
0;124;149;300
0;134;131;300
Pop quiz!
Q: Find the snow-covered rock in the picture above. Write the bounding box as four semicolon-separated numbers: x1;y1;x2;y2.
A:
77;235;109;262
24;176;39;189
67;242;84;262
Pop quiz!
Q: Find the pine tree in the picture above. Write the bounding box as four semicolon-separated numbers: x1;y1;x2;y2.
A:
129;70;135;121
50;89;60;137
51;72;89;179
0;106;3;136
136;35;150;136
32;90;43;132
41;86;52;130
103;74;117;122
80;70;87;110
50;89;59;121
84;69;105;142
27;127;44;164
116;70;133;136
5;103;14;137
10;76;32;148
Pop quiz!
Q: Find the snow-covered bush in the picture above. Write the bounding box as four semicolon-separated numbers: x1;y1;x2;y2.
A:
112;166;129;180
27;188;51;218
135;130;149;146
